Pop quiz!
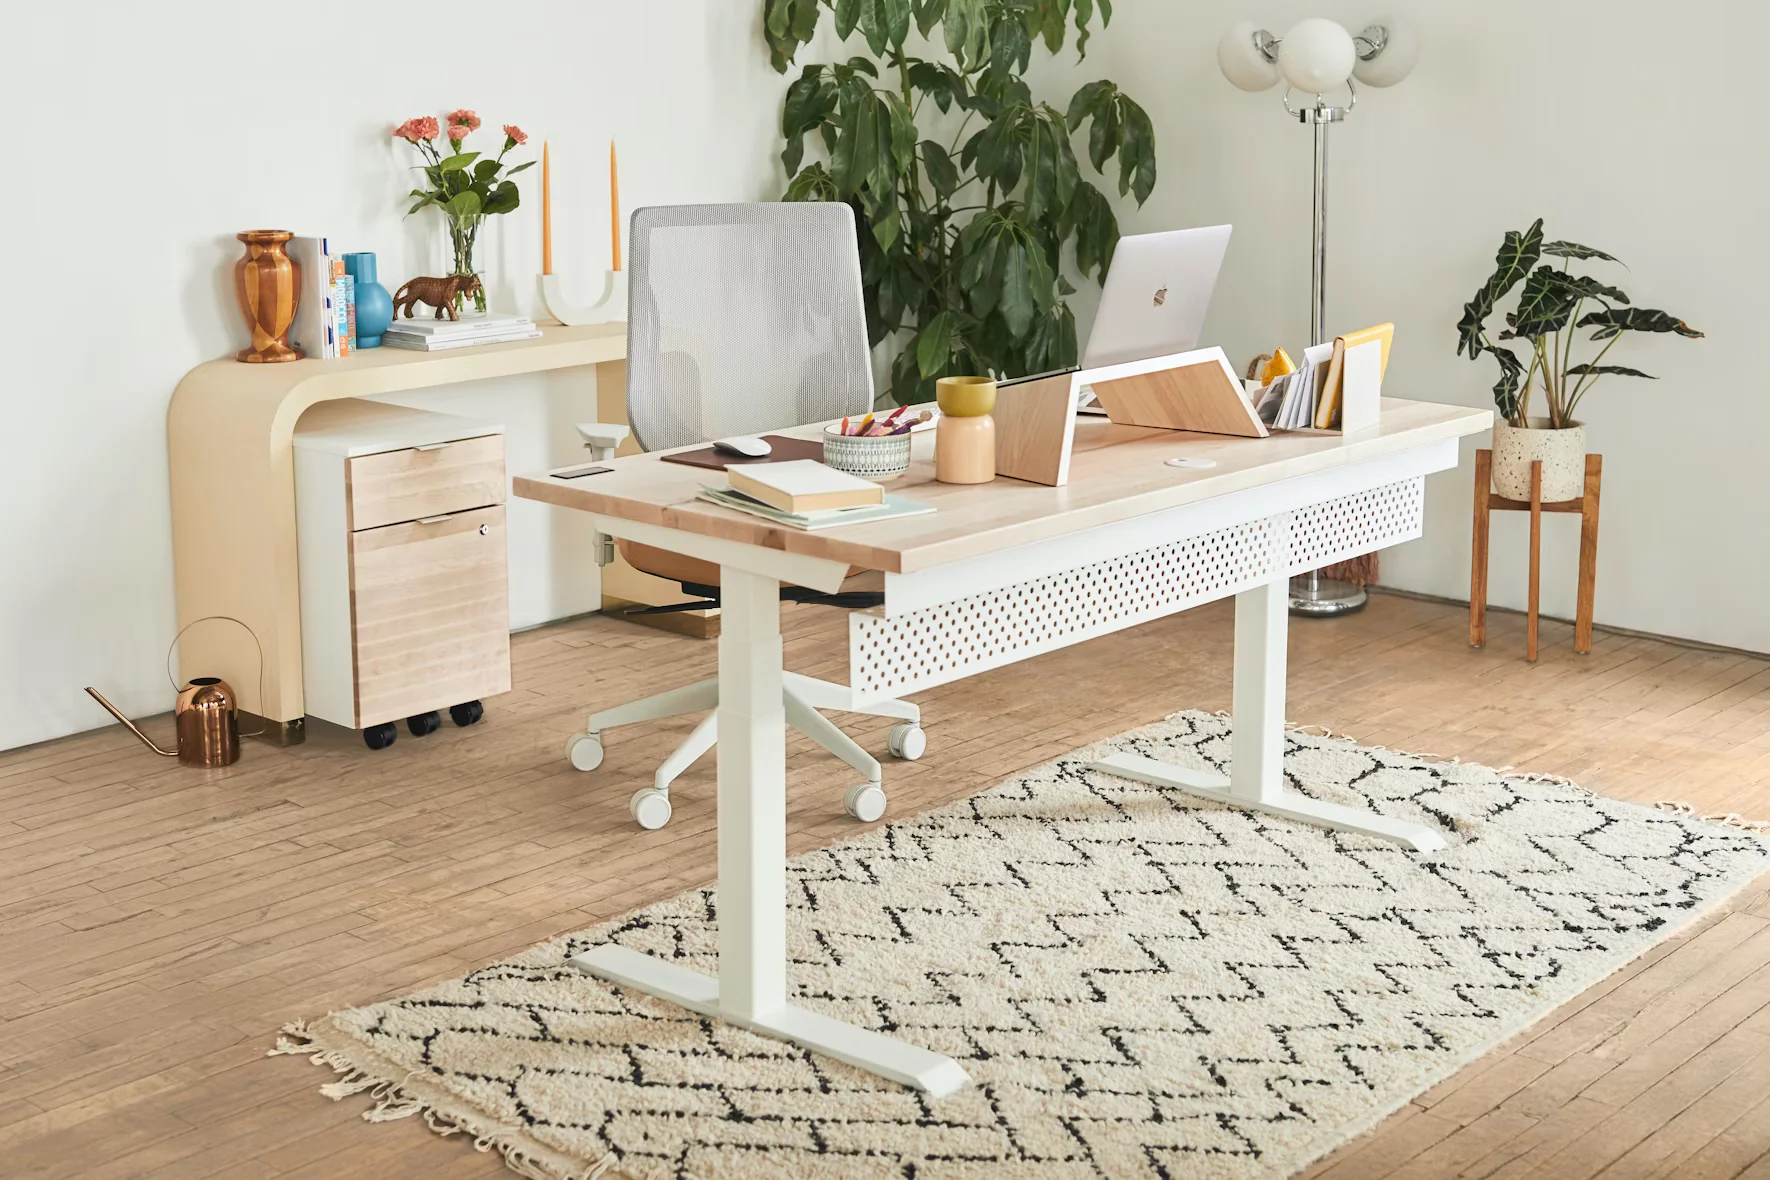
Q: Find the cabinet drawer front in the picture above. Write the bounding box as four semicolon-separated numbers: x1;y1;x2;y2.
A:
349;505;511;727
347;433;504;531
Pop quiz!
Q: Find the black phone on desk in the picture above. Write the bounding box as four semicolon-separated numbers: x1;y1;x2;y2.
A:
553;463;613;479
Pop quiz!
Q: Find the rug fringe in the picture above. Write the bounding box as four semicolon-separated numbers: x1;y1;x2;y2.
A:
269;1020;626;1180
1656;800;1770;832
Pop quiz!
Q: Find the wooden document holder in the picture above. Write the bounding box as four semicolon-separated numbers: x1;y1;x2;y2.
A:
993;371;1079;486
1087;347;1267;438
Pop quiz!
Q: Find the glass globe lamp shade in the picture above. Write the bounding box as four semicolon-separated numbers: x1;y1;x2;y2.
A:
1353;15;1420;87
1277;18;1356;94
1217;22;1280;91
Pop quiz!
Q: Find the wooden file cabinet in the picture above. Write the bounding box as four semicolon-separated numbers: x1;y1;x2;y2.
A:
293;400;511;749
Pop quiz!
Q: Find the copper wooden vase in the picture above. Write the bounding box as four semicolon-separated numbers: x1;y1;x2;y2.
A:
233;230;303;363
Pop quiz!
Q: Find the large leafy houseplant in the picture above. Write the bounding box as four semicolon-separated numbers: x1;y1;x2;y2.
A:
1456;218;1702;430
765;0;1157;404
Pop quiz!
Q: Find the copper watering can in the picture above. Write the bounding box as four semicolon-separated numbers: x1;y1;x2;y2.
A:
86;679;241;767
84;616;264;769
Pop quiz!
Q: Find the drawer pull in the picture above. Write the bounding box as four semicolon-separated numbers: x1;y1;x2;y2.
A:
479;524;490;536
414;441;453;452
416;514;452;525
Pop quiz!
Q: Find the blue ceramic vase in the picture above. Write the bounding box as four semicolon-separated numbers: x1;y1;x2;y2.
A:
343;252;393;348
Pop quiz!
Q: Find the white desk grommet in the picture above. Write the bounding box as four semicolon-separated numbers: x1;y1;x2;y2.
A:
1165;456;1217;469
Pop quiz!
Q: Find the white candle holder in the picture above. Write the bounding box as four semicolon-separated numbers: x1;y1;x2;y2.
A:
541;270;626;326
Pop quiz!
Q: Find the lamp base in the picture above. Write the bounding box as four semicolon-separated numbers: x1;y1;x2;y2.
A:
1289;573;1367;617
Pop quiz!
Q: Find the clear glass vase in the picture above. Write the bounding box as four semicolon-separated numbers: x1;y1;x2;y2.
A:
444;211;488;313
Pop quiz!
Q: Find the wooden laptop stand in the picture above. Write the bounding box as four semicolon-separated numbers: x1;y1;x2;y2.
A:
1469;449;1602;662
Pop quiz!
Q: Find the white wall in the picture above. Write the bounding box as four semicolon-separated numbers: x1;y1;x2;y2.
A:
1;1;791;751
1035;0;1769;653
7;1;1764;753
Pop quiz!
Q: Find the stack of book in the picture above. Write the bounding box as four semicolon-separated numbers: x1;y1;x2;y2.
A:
288;235;346;358
382;313;542;352
696;459;934;531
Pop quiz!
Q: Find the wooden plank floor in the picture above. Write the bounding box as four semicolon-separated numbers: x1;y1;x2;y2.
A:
3;593;1769;1179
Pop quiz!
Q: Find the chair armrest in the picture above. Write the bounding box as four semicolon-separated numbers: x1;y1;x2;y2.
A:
576;421;631;462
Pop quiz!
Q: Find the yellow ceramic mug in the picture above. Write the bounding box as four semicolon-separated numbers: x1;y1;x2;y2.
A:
935;376;997;484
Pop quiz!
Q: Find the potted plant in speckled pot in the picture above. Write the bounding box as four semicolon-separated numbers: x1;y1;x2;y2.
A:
1457;218;1702;501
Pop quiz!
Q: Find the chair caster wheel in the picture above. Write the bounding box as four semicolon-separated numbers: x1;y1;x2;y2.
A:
449;700;483;727
887;723;926;761
844;781;888;823
566;733;604;772
363;722;397;751
407;711;441;736
630;788;672;830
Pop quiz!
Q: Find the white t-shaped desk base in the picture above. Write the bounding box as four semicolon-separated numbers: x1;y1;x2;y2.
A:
570;567;972;1096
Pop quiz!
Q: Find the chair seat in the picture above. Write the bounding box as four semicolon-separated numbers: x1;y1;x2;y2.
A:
618;539;877;595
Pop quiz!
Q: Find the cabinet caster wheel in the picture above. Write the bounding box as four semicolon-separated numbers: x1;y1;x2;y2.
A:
844;781;888;823
449;700;483;727
887;723;926;761
566;733;604;772
407;711;441;737
630;788;672;831
363;722;397;751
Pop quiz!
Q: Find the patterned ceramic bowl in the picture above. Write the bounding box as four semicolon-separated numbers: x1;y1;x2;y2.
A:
823;425;912;481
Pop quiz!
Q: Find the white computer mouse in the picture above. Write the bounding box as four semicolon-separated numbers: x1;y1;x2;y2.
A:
713;436;772;459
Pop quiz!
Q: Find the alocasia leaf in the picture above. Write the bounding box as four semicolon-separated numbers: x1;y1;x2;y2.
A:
1484;218;1543;305
1490;347;1525;420
1577;307;1704;340
1567;364;1655;379
1511;265;1578;338
1543;240;1621;264
1555;272;1629;305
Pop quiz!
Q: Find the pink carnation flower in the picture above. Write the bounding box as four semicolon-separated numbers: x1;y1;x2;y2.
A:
447;109;482;131
503;124;528;145
394;115;439;141
446;123;469;142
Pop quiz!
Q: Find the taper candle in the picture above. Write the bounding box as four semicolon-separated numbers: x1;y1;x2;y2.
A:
609;139;621;272
541;141;552;276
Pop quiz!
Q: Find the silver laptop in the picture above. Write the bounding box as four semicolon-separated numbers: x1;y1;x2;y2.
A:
1080;224;1232;370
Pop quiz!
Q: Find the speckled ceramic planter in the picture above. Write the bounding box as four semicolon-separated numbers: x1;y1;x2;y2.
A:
1492;418;1587;502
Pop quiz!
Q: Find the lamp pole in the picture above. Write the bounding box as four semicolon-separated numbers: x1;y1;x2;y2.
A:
1287;94;1367;616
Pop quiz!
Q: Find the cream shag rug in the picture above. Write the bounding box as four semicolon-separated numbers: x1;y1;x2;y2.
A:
274;711;1770;1180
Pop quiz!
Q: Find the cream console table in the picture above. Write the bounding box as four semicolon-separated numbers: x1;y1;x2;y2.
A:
514;397;1492;1096
168;323;638;743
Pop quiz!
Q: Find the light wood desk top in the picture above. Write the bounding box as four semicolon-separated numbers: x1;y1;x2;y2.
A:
514;398;1492;575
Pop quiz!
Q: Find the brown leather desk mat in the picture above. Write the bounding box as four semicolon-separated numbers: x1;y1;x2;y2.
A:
659;434;825;471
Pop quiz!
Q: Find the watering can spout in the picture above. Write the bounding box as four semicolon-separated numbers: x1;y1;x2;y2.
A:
85;687;178;757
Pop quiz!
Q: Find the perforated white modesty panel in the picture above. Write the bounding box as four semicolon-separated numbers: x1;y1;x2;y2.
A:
850;477;1424;702
1285;477;1425;575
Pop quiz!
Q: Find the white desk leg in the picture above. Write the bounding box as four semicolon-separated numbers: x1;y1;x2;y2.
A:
1088;575;1447;853
572;565;971;1096
716;566;789;1019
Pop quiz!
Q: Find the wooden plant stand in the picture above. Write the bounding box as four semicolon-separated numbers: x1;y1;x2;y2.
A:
1469;449;1603;662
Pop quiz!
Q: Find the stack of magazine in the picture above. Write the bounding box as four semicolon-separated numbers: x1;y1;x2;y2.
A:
695;459;934;531
383;313;542;352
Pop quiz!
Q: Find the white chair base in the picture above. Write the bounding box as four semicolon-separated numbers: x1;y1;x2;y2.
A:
565;671;923;830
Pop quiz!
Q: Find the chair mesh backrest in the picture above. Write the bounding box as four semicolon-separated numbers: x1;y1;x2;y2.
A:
625;203;874;452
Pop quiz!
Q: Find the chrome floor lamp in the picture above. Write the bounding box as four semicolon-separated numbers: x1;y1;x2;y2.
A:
1218;16;1419;617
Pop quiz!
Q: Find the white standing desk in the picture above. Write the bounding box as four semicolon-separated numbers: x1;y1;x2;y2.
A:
514;397;1492;1097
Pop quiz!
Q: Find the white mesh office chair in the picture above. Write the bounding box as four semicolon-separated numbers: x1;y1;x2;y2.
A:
566;202;926;831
